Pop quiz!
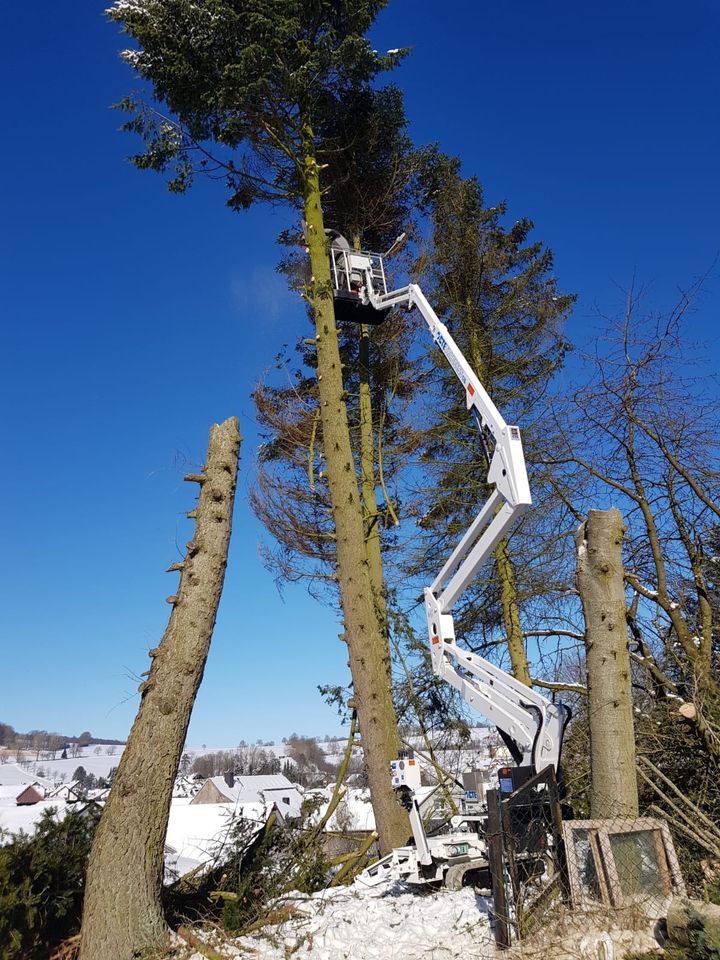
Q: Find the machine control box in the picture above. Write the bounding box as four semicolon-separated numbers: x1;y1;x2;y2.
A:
390;751;422;791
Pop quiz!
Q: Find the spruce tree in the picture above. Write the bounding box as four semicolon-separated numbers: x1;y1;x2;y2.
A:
106;0;409;858
411;152;574;682
252;84;421;610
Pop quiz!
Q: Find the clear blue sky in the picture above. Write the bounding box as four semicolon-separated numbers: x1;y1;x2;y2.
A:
1;1;718;745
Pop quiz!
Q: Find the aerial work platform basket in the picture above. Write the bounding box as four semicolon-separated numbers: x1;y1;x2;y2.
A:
328;231;392;325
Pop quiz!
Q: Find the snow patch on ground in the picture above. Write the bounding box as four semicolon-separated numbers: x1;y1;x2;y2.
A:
164;798;267;878
0;799;69;838
0;763;55;788
21;751;124;783
191;880;494;960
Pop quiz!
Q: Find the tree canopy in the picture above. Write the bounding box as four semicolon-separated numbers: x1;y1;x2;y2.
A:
108;0;404;207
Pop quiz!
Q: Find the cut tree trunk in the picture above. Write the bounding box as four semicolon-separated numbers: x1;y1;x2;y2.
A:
79;417;241;960
576;507;639;819
667;898;720;950
495;537;531;686
301;129;408;853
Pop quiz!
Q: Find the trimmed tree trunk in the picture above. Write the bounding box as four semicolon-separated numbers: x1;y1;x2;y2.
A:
575;507;639;819
358;327;385;609
79;417;241;960
302;129;408;853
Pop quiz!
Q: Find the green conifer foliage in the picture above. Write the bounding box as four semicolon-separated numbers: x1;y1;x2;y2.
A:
107;0;405;209
412;153;575;673
107;0;411;860
0;808;99;959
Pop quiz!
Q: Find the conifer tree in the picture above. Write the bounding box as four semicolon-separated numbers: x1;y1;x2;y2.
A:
411;153;574;682
106;0;409;854
252;85;421;610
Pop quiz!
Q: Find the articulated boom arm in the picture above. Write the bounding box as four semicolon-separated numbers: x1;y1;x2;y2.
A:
365;279;567;774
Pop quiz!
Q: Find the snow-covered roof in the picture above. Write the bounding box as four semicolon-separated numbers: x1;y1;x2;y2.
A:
263;785;304;818
164;797;267;881
0;782;48;802
203;774;295;804
46;781;83;800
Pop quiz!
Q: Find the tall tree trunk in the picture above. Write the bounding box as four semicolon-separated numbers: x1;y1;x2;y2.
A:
79;417;241;960
358;324;387;621
576;507;638;819
302;131;407;853
352;233;387;621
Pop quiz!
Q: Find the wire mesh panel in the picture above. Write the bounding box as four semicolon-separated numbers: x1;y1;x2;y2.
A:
484;763;688;951
496;767;566;943
563;817;685;915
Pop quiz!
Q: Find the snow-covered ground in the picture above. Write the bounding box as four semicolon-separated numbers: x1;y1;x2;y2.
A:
0;762;54;788
0;799;69;838
185;879;495;960
315;786;376;831
19;749;124;783
164;797;268;879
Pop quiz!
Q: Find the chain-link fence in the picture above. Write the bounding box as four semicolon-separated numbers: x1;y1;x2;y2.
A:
485;769;686;950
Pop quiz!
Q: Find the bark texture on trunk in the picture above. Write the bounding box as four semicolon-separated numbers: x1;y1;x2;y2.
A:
79;417;241;960
576;507;639;819
302;140;408;853
495;537;531;686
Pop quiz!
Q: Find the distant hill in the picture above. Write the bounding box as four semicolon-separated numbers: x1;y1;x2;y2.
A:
0;721;124;750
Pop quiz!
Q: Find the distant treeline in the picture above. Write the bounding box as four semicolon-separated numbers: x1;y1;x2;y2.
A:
0;722;124;751
188;737;346;787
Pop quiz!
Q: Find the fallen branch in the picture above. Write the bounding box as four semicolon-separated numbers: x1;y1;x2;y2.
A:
647;804;720;857
638;755;720;840
330;830;378;886
177;926;228;960
307;709;357;840
637;768;720;858
239;904;305;935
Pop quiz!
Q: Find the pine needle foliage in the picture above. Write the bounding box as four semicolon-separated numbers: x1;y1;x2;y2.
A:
409;152;575;657
0;807;99;960
212;800;328;934
107;0;406;209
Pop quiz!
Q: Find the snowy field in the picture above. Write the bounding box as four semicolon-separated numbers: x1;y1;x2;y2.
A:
0;799;69;838
184;880;495;960
17;748;124;784
0;762;54;787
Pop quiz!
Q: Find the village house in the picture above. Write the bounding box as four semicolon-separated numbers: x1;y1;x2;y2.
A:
15;784;44;806
191;773;303;816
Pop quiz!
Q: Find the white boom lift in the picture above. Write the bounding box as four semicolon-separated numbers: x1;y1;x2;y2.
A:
329;234;570;888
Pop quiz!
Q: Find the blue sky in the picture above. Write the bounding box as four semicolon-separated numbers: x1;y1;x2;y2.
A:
1;1;718;745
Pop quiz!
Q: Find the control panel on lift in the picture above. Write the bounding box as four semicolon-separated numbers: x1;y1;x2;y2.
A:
390;750;422;791
497;765;535;795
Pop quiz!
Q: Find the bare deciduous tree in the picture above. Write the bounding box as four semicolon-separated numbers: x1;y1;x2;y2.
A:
548;283;720;757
